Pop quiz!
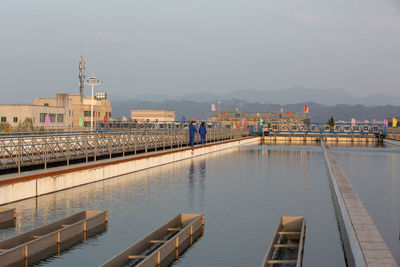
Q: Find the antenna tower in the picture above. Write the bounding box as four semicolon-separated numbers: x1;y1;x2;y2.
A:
78;54;86;101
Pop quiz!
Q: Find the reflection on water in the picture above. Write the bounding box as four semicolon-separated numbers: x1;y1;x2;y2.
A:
0;146;345;267
335;147;400;265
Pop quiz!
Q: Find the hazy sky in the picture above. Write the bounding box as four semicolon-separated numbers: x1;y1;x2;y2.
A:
1;0;400;103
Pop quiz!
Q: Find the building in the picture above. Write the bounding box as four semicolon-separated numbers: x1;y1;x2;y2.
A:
0;93;72;130
130;110;176;122
0;92;112;131
68;93;112;127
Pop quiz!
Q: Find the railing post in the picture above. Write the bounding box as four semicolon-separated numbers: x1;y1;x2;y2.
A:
44;139;47;170
108;134;112;159
122;133;126;157
134;133;137;155
85;135;88;163
17;138;22;174
94;134;97;161
145;132;148;153
66;136;70;166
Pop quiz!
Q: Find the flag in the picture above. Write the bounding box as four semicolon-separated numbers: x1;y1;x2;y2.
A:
393;117;398;127
211;104;216;112
122;116;127;122
104;116;108;121
241;118;245;125
304;105;309;113
351;118;356;125
384;119;388;127
217;103;221;112
79;118;84;127
45;115;51;126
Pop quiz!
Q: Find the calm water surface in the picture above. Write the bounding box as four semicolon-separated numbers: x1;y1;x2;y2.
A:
1;145;346;266
333;144;400;265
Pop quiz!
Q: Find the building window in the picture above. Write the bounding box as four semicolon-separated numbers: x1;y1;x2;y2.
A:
57;114;64;123
84;121;90;127
40;113;47;123
84;111;91;117
49;114;56;123
1;117;6;122
13;117;18;123
44;103;49;107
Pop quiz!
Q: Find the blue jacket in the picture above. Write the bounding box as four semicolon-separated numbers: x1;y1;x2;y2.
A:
189;124;197;137
199;125;207;136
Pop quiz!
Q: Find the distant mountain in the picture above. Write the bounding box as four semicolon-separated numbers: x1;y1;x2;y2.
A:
123;87;400;106
111;99;400;122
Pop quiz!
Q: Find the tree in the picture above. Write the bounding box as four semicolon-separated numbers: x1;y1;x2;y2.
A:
17;117;34;132
0;122;11;132
328;116;335;131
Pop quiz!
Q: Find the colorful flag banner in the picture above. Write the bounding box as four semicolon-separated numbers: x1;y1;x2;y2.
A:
384;119;388;127
211;104;216;112
351;118;356;125
241;118;245;125
393;117;398;127
104;116;108;121
304;105;309;113
122;116;127;122
79;118;84;127
45;115;51;126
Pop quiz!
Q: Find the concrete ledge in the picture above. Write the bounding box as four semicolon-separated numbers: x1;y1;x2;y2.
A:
322;142;398;267
383;138;400;146
0;137;260;205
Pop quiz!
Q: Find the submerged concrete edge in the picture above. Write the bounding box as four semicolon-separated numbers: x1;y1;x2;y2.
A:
0;136;260;206
383;138;400;146
322;142;398;267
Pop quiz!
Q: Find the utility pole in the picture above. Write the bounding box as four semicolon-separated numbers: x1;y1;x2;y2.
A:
86;75;102;131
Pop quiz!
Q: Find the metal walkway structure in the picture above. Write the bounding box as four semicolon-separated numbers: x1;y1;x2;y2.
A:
0;128;250;173
252;121;386;136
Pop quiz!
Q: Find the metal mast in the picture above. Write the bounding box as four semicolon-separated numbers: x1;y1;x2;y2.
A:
78;54;86;102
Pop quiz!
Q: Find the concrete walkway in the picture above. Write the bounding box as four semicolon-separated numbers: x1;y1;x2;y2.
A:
322;142;398;267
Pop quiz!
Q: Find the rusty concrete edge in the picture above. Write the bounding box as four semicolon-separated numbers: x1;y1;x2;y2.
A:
321;142;367;267
0;136;257;186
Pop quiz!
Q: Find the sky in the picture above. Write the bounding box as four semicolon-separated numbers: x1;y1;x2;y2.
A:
1;0;400;103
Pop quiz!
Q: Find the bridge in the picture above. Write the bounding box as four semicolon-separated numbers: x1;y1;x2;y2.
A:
0;124;399;266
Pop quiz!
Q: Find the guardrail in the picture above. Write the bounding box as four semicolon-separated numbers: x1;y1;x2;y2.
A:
0;128;250;173
255;122;386;135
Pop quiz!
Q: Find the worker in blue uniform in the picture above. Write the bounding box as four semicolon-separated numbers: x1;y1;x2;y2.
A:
189;121;197;147
199;122;207;145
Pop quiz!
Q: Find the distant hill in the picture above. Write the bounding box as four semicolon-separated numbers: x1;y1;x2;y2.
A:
111;87;400;106
111;99;400;122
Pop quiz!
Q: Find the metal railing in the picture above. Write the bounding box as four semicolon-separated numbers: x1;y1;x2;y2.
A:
0;128;250;173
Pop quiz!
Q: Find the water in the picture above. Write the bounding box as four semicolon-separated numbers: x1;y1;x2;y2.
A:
1;145;346;266
333;144;400;265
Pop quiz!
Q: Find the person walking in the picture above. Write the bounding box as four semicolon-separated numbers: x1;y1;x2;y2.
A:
189;121;197;147
199;122;207;145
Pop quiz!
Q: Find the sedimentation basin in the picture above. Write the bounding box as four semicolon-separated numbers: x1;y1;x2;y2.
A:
0;143;349;267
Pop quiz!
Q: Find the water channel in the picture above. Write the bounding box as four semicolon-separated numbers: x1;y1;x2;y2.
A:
6;143;393;266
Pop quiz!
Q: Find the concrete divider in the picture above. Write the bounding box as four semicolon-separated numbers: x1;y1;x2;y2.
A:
322;142;398;267
0;137;260;205
0;210;108;267
383;138;400;146
0;208;15;229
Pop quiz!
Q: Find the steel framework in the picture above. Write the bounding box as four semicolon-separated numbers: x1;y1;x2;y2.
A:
0;128;250;173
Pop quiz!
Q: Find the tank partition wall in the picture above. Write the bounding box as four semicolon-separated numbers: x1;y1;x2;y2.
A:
262;216;306;267
0;210;108;267
321;143;398;267
102;213;204;267
0;128;250;173
0;208;15;229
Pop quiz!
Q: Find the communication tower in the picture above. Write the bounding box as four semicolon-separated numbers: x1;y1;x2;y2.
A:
78;54;86;101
